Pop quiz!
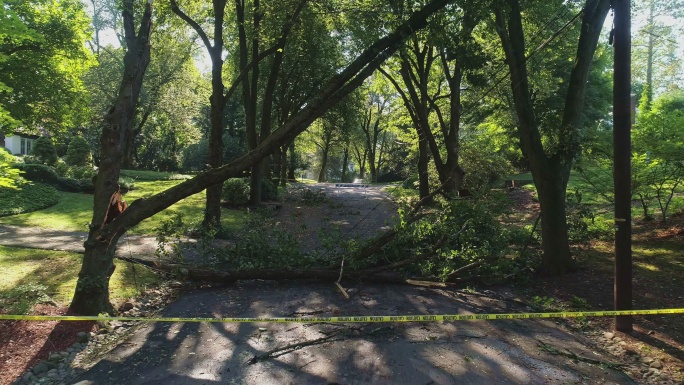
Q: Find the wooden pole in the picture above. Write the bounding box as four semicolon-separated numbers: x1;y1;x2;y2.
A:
613;0;633;333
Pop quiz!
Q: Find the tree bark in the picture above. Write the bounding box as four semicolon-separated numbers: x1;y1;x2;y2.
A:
317;142;330;183
341;147;349;182
417;132;431;202
536;162;575;275
122;110;150;169
280;144;288;185
69;0;152;316
69;0;452;315
644;0;655;109
494;0;610;275
273;147;283;185
171;0;228;229
352;144;367;180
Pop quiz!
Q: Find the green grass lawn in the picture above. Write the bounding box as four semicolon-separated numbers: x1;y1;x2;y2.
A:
0;179;247;234
0;245;159;314
120;169;192;181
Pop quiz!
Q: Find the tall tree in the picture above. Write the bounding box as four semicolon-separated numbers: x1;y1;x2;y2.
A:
360;83;388;182
271;4;340;186
69;0;452;315
379;1;484;196
171;0;236;228
70;0;152;315
234;0;307;204
632;0;683;109
493;0;611;275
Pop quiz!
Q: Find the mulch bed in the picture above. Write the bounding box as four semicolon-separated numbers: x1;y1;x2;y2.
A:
0;305;95;385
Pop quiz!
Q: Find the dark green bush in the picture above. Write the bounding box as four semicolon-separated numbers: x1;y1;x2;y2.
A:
222;178;250;206
65;136;92;166
181;139;209;172
14;163;58;181
13;163;93;193
301;188;327;205
221;177;278;205
401;175;418;189
118;176;136;192
0;183;60;216
53;158;69;176
30;136;58;166
66;165;96;180
261;177;278;201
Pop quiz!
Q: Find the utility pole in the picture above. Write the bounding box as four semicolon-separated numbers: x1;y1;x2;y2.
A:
613;0;633;333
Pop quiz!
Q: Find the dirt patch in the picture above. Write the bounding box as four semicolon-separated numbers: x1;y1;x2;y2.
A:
524;213;684;384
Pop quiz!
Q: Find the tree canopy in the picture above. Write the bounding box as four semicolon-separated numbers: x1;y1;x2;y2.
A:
0;0;93;134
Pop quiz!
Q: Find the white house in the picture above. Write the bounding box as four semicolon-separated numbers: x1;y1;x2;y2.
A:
0;132;38;155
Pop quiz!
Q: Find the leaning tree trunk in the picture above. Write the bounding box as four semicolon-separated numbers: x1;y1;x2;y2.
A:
68;0;452;315
69;0;152;316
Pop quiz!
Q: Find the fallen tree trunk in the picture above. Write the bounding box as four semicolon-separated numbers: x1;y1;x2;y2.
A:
119;259;425;284
119;237;447;285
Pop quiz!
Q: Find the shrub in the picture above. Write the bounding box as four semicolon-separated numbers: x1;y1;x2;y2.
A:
14;163;59;182
30;136;58;166
0;148;22;188
53;158;69;177
261;178;278;201
401;174;418;190
66;165;96;180
13;164;93;193
65;136;92;166
222;178;250;206
181;139;209;172
0;183;60;216
221;177;278;205
301;188;327;205
118;176;136;192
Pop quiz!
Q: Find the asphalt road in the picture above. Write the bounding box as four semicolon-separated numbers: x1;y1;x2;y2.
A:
3;184;635;384
68;281;634;384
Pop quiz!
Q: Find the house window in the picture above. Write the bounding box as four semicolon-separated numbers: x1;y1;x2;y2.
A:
20;138;33;155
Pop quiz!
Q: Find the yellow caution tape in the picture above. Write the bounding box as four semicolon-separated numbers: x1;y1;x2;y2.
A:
0;308;682;323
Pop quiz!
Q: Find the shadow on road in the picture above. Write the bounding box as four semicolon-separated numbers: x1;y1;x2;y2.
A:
70;281;634;384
